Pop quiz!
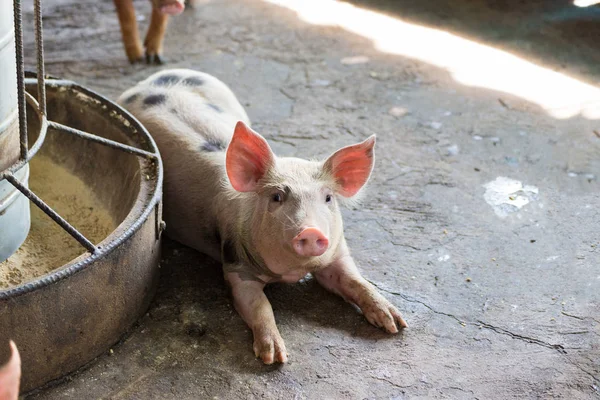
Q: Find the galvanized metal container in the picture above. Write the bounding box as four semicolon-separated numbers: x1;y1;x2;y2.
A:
0;0;30;263
0;164;29;261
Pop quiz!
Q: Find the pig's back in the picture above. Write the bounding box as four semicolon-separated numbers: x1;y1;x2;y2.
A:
117;69;249;145
117;69;249;258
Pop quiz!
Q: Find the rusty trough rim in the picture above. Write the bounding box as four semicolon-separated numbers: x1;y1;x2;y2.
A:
0;76;164;301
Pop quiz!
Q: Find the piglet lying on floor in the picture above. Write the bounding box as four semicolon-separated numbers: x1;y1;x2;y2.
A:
118;69;407;364
0;342;20;400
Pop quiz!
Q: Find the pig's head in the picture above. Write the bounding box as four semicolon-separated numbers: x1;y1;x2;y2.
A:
151;0;185;15
0;341;21;400
226;122;375;267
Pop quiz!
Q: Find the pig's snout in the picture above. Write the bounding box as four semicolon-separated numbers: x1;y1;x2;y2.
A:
158;1;184;15
292;227;329;257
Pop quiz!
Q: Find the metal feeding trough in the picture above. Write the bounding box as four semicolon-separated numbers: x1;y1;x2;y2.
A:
0;0;163;392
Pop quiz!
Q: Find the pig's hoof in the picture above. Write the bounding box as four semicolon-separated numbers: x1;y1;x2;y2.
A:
362;298;408;333
129;56;144;65
145;52;165;65
125;45;144;64
253;332;288;364
185;0;203;8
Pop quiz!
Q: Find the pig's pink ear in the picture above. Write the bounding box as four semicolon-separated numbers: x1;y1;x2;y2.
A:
323;135;376;197
0;341;21;400
226;122;275;192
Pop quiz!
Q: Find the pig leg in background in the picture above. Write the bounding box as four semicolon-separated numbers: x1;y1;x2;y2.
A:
0;341;21;400
184;0;202;9
144;7;169;65
113;0;144;63
316;254;408;333
226;273;288;364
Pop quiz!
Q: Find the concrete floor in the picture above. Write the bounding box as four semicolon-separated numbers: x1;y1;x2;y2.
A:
21;0;599;398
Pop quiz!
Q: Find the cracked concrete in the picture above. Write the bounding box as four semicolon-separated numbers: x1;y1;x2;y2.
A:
14;0;600;398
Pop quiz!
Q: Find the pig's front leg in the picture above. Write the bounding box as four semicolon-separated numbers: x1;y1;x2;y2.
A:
226;273;288;364
315;255;408;332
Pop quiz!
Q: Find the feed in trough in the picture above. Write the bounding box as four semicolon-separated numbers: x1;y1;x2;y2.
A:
0;156;115;289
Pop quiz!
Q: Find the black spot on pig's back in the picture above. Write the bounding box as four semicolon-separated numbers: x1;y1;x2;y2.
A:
143;93;167;107
182;76;204;86
123;93;138;105
154;74;180;86
200;138;226;152
207;103;222;113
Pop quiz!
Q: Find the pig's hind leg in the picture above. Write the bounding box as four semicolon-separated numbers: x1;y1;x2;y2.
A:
144;6;169;64
226;273;288;364
113;0;144;63
315;255;408;333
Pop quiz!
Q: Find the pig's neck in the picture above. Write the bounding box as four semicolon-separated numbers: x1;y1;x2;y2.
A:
224;193;283;282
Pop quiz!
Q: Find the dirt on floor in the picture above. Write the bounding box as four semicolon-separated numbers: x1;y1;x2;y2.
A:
9;0;600;398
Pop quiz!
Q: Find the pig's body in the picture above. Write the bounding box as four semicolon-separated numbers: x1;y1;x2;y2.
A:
119;70;250;261
118;69;407;364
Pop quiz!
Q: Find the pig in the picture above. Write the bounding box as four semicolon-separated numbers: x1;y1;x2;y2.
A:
113;0;186;64
118;69;408;364
0;341;20;400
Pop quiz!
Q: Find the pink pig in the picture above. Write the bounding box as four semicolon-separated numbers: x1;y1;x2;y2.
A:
0;342;21;400
119;69;407;364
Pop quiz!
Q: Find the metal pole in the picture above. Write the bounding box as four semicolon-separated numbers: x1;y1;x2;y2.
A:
48;121;159;160
3;173;99;254
33;0;46;115
13;0;27;160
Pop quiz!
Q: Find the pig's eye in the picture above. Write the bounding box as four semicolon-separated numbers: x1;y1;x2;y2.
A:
271;193;282;203
325;194;333;203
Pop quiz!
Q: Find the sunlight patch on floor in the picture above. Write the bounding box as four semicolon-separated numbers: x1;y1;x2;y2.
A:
265;0;600;120
574;0;600;7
